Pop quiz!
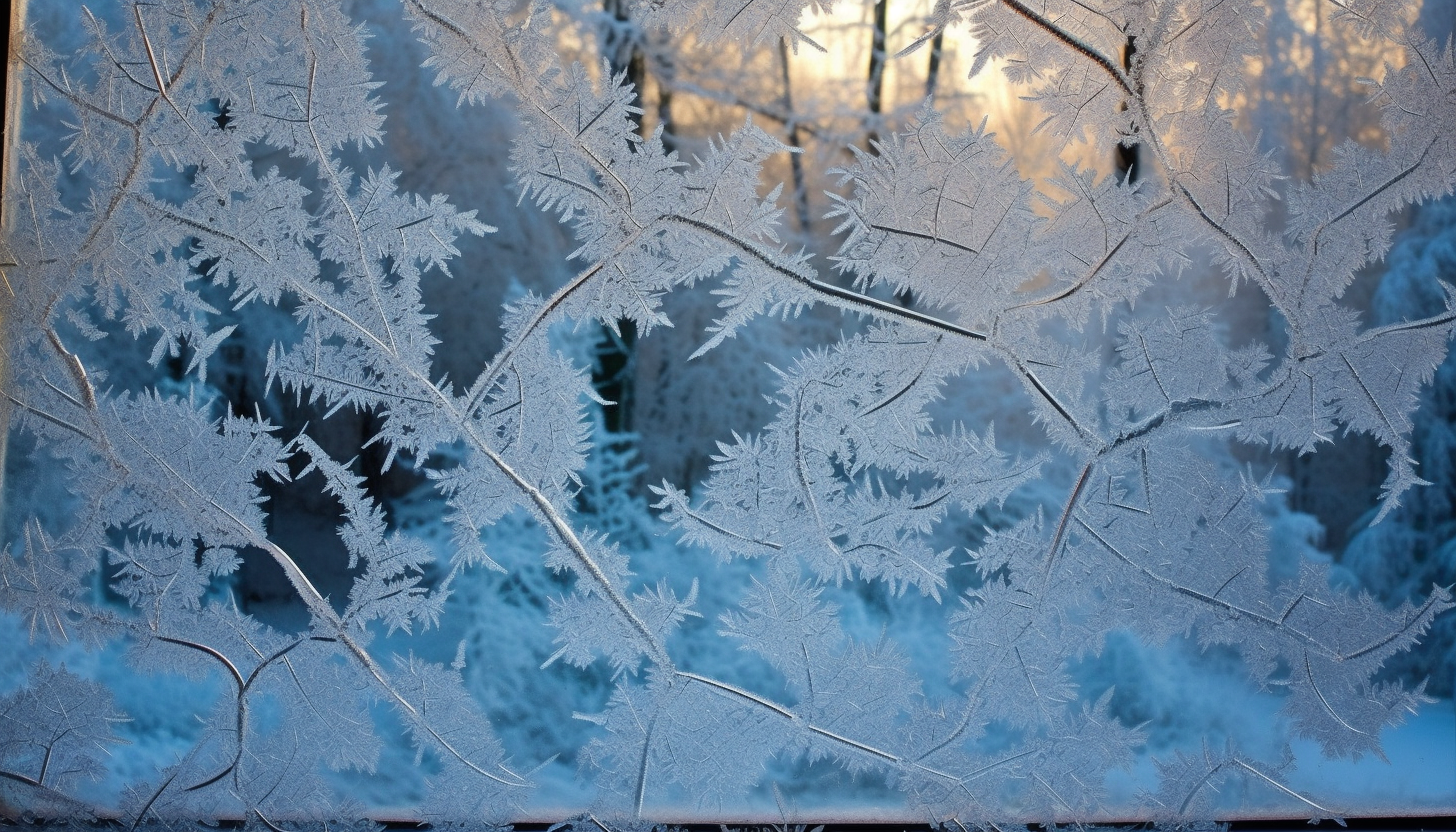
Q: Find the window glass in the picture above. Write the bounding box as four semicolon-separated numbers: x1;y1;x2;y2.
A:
2;0;1453;823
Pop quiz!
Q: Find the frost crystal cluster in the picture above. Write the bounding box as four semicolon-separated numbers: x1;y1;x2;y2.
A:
1;0;1454;825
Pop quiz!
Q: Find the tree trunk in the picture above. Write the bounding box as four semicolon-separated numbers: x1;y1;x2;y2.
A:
1115;35;1139;182
656;44;678;156
602;0;646;133
779;37;812;235
924;28;945;99
594;0;649;435
866;0;888;148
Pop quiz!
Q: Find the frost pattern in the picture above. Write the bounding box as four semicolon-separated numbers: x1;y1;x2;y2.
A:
1;0;1454;826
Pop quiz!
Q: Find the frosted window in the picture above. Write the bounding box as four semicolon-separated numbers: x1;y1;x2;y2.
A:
3;0;1454;824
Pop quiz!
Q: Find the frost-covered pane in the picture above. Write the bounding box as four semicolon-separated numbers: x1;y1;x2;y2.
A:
2;0;1455;825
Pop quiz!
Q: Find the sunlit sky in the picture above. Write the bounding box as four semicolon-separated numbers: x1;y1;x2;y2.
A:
662;0;1415;209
